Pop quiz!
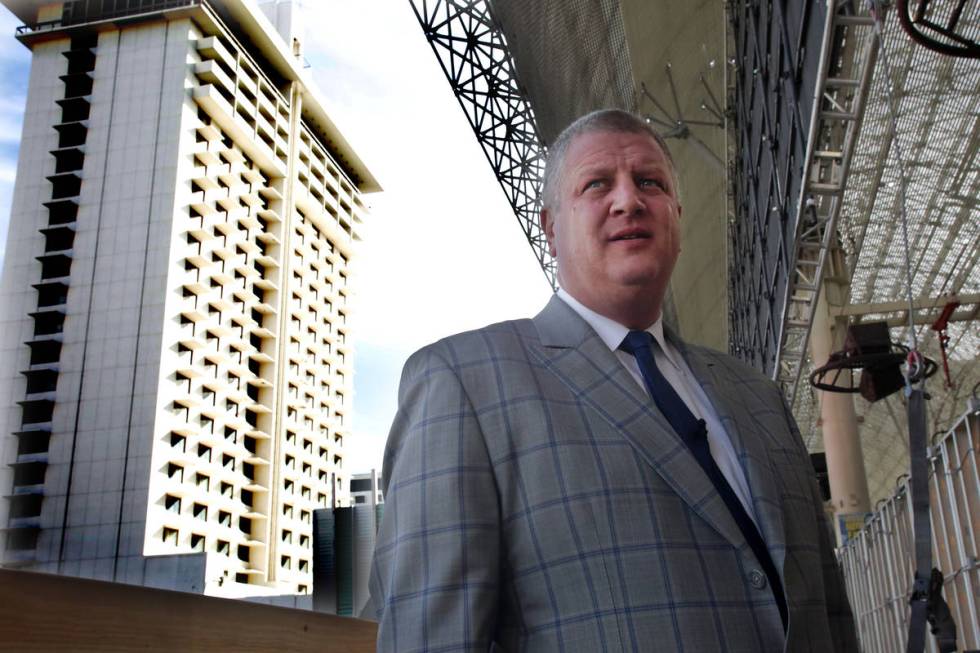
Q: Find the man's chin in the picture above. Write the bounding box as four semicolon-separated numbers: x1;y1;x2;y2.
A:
609;267;668;292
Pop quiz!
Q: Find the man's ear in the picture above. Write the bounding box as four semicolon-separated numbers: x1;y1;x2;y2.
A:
541;208;557;257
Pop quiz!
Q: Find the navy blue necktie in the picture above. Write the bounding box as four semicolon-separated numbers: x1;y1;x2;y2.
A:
620;330;787;630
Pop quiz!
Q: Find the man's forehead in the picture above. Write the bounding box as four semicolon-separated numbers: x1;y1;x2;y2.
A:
564;131;671;170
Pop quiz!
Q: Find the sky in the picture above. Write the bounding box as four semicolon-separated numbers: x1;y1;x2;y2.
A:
0;1;553;474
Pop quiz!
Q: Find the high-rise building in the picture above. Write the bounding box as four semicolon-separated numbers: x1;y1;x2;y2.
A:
0;0;379;599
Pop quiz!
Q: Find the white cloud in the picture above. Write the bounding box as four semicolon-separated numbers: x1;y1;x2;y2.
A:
304;1;551;345
0;7;30;67
0;160;16;183
0;4;28;259
0;95;26;113
0;112;25;144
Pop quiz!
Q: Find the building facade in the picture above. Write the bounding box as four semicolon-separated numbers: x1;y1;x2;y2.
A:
0;0;378;598
349;469;383;507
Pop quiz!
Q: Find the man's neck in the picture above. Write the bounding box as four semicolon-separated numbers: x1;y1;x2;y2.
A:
557;286;663;331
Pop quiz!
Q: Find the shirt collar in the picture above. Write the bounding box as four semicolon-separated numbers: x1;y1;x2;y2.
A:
556;288;679;370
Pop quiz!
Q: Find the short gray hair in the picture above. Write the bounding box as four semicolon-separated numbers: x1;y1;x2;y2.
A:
540;109;679;211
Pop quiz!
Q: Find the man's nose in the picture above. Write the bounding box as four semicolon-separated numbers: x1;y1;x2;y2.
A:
610;180;645;215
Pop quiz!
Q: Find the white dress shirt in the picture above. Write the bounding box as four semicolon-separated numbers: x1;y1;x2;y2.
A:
556;288;758;523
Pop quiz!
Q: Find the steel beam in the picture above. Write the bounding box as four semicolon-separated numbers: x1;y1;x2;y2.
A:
832;293;979;318
776;1;882;410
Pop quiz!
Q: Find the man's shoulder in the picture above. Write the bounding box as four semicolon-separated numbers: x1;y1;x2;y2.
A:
403;317;540;374
684;343;798;430
684;342;776;387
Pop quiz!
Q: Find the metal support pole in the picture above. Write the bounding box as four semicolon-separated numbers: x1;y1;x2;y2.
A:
809;283;872;530
905;382;959;653
905;386;931;653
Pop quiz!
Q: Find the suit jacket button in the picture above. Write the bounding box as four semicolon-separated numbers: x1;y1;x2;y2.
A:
748;569;767;589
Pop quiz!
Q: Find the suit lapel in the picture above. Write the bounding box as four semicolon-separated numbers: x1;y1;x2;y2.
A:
670;331;788;572
532;296;747;551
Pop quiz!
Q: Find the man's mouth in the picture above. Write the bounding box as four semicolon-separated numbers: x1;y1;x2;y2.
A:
609;230;650;241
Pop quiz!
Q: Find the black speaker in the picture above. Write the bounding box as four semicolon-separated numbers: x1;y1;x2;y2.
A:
846;322;905;402
844;322;892;356
859;364;906;402
809;452;831;502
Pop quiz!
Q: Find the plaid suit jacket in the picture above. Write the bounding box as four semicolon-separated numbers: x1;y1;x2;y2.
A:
369;296;858;652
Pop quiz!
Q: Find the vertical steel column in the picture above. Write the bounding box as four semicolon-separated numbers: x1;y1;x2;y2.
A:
809;281;871;522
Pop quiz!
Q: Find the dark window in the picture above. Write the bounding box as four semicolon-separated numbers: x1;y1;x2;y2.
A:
350;479;372;492
20;400;53;424
58;97;90;122
39;254;72;280
45;199;78;225
164;494;181;512
32;311;65;336
23;369;58;394
35;282;69;307
12;461;46;487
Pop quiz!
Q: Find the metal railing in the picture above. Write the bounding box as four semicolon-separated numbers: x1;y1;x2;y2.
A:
838;402;980;652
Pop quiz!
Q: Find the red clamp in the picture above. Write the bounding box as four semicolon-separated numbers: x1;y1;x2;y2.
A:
930;300;960;390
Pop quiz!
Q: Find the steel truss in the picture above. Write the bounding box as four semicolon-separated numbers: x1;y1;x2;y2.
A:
777;3;881;409
729;1;881;413
728;0;828;376
408;0;555;288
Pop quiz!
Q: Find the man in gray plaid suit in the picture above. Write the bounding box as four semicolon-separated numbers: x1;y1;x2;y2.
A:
368;109;858;651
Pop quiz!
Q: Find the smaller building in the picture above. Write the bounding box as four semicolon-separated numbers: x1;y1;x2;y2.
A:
349;469;384;507
312;469;382;617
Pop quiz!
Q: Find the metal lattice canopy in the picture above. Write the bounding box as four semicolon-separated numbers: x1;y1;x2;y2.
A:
409;0;554;287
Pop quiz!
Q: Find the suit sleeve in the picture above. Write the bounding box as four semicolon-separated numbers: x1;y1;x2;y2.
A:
781;398;861;652
368;345;501;651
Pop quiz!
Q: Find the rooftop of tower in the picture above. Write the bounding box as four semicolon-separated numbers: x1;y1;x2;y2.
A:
4;0;381;194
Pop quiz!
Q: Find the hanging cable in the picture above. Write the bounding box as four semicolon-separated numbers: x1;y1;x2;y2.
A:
868;0;920;362
866;3;959;652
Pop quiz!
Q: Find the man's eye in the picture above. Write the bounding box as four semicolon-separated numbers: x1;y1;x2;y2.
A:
639;178;665;190
584;179;604;190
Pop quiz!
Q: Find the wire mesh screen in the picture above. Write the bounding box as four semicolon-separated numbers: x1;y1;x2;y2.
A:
727;0;828;376
488;0;637;145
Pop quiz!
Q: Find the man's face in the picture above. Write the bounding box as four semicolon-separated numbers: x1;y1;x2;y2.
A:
542;129;682;322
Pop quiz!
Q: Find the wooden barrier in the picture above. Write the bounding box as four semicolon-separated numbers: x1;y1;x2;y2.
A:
0;569;377;651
